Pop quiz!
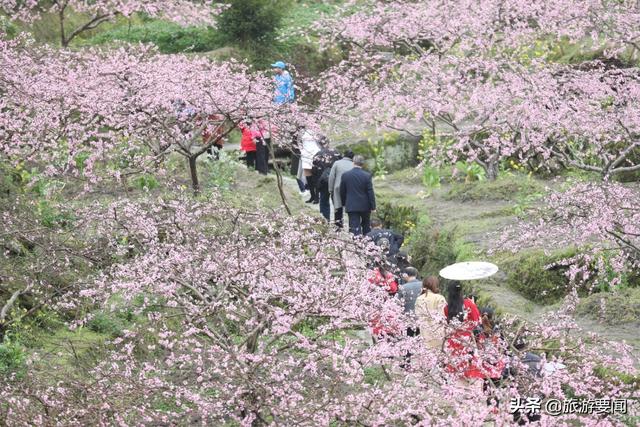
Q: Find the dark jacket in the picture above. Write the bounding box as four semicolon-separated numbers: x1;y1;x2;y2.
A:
367;228;404;256
340;167;376;213
312;148;341;190
397;279;423;314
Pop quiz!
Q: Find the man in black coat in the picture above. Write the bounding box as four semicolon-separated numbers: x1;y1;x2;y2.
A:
367;218;404;256
312;137;342;222
340;155;376;235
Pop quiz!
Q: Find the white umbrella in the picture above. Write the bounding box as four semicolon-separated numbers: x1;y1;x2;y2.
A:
439;261;499;281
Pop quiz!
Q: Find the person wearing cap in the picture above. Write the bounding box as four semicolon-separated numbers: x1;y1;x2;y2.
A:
271;61;295;105
312;136;341;221
328;149;354;230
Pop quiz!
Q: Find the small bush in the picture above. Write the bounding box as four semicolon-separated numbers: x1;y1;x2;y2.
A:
497;248;577;304
133;174;159;191
0;340;26;375
407;219;475;277
87;312;126;338
37;200;75;228
217;0;290;47
375;201;418;236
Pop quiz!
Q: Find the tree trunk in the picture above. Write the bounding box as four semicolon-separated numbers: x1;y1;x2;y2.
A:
188;156;199;194
486;161;499;180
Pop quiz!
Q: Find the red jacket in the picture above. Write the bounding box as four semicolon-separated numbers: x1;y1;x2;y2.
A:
368;268;400;337
368;268;398;295
239;123;256;152
443;299;483;379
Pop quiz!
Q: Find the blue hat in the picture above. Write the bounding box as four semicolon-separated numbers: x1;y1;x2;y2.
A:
271;61;286;69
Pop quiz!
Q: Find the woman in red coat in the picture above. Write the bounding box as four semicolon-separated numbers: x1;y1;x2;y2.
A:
368;262;400;338
443;281;483;380
239;119;257;169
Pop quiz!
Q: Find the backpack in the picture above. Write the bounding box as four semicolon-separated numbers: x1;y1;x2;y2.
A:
319;167;331;187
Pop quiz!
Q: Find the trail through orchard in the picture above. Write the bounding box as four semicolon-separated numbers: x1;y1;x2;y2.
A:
274;167;640;363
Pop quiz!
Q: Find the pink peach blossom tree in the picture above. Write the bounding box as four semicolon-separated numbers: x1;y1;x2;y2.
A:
0;0;223;47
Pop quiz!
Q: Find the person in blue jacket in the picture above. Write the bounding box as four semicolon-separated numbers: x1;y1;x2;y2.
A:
271;61;295;105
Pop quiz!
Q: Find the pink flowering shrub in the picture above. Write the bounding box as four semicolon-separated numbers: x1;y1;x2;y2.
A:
500;181;640;292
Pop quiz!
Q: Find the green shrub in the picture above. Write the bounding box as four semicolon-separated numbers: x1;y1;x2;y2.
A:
422;165;441;191
37;200;75;228
407;219;475;277
203;152;236;191
87;312;126;338
217;0;291;47
0;16;18;38
87;20;220;53
0;340;26;376
375;201;418;236
133;174;159;191
453;161;486;183
497;248;577;304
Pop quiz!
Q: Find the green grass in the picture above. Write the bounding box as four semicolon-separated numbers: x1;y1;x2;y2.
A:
445;173;545;202
576;288;640;325
83;19;220;53
492;248;578;304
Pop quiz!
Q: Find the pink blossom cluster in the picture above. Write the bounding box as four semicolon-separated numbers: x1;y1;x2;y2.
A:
0;35;308;188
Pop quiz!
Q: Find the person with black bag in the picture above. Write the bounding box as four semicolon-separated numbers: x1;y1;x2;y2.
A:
312;137;341;221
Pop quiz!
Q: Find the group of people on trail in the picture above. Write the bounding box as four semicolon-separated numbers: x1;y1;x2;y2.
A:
367;250;544;423
239;118;274;175
291;128;379;236
238;60;294;175
172;60;295;173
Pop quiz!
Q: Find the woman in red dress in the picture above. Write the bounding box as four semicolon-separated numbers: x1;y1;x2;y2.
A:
443;281;483;380
368;262;399;338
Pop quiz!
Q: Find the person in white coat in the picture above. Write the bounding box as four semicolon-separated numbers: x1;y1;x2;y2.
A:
299;128;321;204
328;149;354;229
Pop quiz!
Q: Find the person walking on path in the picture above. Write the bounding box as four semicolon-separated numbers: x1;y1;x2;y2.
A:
300;128;321;204
367;219;404;257
443;281;483;382
254;118;276;175
312;137;341;221
328;149;354;230
339;155;376;235
415;276;447;350
397;266;422;369
239;119;257;169
271;61;295;105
